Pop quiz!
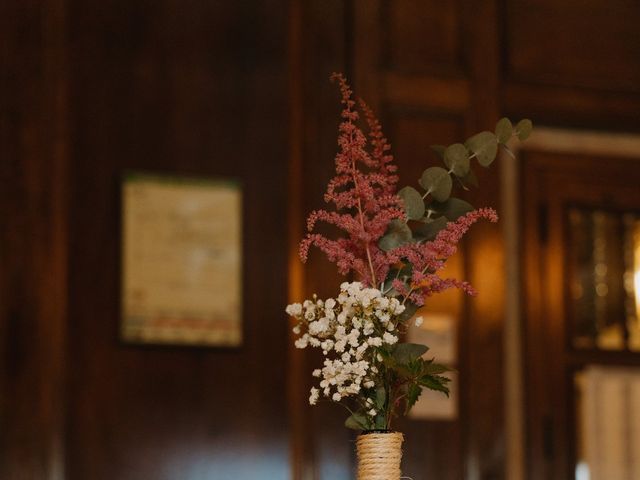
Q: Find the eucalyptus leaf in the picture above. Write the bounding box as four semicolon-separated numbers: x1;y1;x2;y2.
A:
430;198;474;221
378;219;412;251
413;216;448;242
443;143;470;177
465;131;498;167
419;167;452;202
398;186;425;220
515;119;533;141
392;343;429;364
458;167;479;190
345;412;370;430
495;117;513;143
384;264;413;284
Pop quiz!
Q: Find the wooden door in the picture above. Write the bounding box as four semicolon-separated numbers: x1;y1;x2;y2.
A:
522;150;640;480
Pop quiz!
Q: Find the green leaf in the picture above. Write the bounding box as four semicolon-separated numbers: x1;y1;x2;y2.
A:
345;413;370;430
413;216;448;242
375;387;386;409
398;186;425;220
377;348;395;367
382;264;412;294
422;360;451;376
419;375;451;397
419;167;452;202
374;412;387;430
495;117;513;143
458;167;479;190
396;302;419;323
515;119;533;141
443;143;470;177
392;343;429;364
465;131;498;167
405;383;422;413
430;198;474;221
378;219;412;251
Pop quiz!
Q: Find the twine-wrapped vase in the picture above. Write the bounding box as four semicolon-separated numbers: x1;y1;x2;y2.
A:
356;431;404;480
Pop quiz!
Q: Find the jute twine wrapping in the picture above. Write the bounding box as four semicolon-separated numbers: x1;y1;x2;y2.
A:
356;431;404;480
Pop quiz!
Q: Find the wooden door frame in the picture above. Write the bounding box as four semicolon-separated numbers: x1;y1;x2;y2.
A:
514;129;640;480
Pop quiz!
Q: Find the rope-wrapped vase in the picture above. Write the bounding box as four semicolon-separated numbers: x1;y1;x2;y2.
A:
356;431;404;480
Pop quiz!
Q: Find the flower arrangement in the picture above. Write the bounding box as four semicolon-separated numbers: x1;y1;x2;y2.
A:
286;73;531;433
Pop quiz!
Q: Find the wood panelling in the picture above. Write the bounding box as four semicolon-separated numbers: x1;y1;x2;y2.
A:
389;113;466;480
521;152;640;480
382;73;471;113
353;2;509;480
3;0;640;479
292;2;354;479
63;1;290;478
505;1;640;93
0;1;68;478
382;0;465;75
503;1;640;129
2;1;291;479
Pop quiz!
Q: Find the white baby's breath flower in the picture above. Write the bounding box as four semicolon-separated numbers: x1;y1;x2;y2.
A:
290;284;416;409
309;387;319;405
286;303;303;316
376;311;390;323
294;334;309;349
383;332;398;345
415;316;424;327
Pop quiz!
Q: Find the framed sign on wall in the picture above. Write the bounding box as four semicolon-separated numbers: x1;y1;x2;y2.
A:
121;172;243;347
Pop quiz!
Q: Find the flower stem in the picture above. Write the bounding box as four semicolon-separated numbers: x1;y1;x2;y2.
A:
349;140;377;287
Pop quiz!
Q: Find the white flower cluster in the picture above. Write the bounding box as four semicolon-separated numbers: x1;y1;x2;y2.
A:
286;282;406;408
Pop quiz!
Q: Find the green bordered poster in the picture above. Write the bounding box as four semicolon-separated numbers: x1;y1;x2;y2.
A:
121;173;242;347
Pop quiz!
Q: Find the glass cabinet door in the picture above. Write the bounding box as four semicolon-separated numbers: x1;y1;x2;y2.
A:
567;208;640;352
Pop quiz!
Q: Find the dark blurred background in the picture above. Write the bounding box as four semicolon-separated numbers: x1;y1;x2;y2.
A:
1;1;640;479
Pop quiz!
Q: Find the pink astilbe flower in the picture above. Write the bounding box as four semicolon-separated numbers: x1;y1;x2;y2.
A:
300;73;404;285
301;74;498;305
385;208;498;305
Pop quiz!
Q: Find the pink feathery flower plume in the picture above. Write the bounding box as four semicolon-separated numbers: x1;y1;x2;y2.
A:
300;74;498;304
299;73;404;285
385;208;498;305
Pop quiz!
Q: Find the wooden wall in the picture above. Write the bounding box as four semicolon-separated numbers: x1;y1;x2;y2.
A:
1;1;290;479
1;1;639;479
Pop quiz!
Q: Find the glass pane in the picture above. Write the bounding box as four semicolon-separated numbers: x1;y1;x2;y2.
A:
574;366;640;480
567;207;640;351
